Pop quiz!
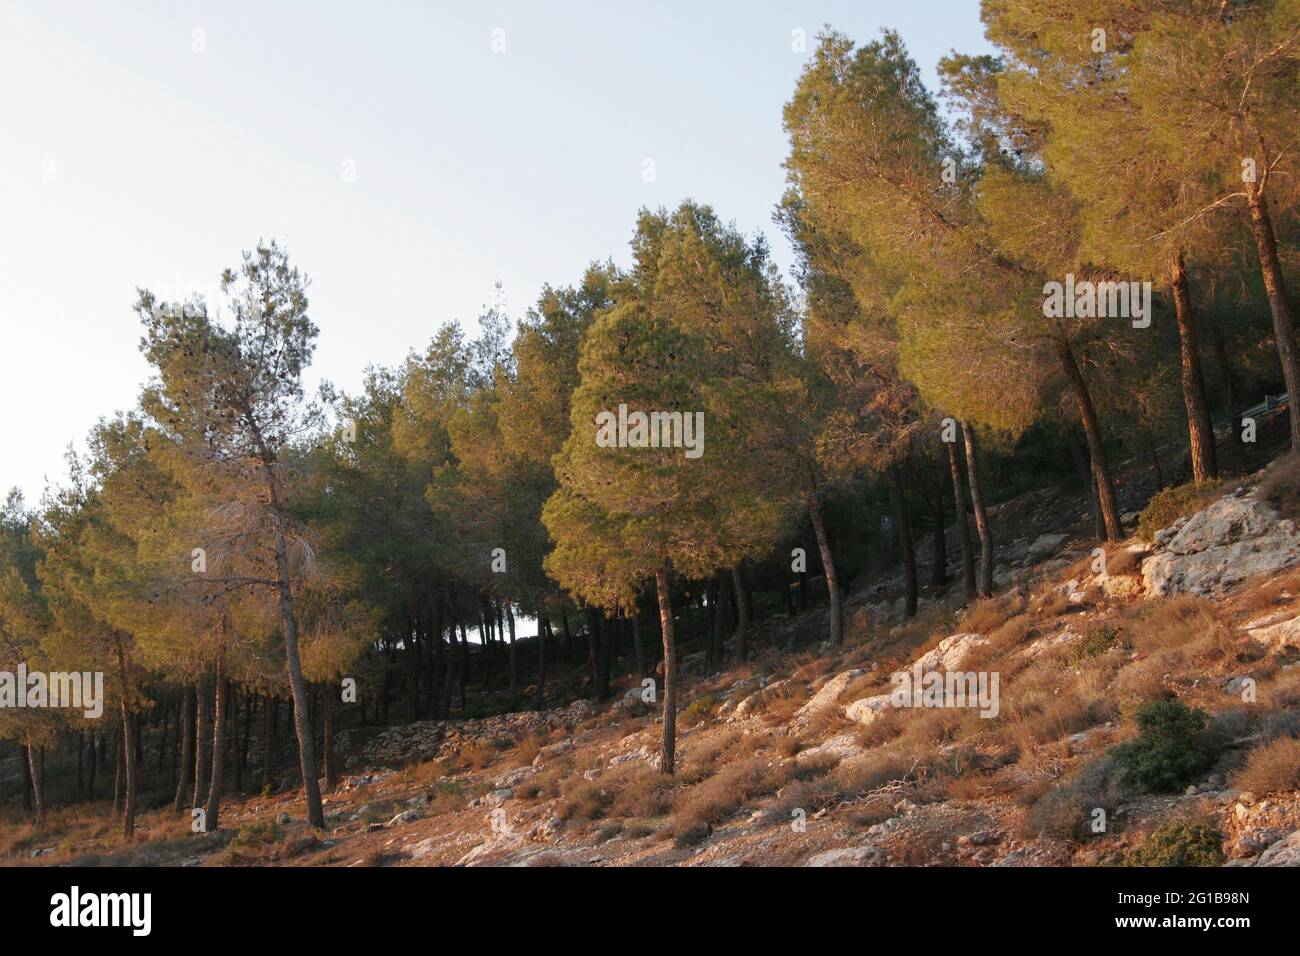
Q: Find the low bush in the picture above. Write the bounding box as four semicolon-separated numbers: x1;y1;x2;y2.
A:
1110;699;1215;793
1125;818;1224;867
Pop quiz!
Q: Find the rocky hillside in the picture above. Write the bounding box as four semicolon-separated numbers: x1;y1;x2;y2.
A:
9;459;1300;868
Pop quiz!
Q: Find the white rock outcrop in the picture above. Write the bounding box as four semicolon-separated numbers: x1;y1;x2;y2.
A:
1141;491;1300;597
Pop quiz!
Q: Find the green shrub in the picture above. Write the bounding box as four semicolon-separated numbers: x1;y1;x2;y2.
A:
1137;482;1223;543
1110;699;1214;792
679;695;719;729
1067;625;1121;666
1125;819;1224;867
232;820;281;847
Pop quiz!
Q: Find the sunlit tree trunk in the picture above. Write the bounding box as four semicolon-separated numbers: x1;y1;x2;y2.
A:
1055;342;1122;540
1247;185;1300;453
1170;253;1217;481
654;567;678;775
809;498;843;643
947;435;976;603
961;421;996;595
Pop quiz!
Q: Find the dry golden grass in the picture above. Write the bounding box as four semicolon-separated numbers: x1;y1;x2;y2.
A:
670;757;790;829
1231;736;1300;794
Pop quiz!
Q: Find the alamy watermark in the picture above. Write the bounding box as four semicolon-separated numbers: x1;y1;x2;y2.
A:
1042;274;1151;329
890;663;1000;719
0;665;104;718
594;404;705;459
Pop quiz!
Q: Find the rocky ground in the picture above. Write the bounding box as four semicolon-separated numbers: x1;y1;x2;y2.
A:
8;455;1300;868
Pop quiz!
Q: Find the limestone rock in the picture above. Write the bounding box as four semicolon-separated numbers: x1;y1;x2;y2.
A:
1142;493;1300;597
804;845;888;867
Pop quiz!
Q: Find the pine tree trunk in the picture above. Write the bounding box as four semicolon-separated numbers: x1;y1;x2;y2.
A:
630;605;645;678
947;435;976;603
114;638;137;840
1211;329;1244;446
265;475;325;830
194;672;210;808
1055;340;1122;540
113;730;123;815
261;695;275;793
1146;432;1166;490
961;420;996;596
323;681;337;791
929;476;947;588
708;576;725;670
584;608;599;689
1247;186;1300;453
654;567;678;775
889;465;919;618
809;498;843;643
505;604;518;707
204;656;227;832
20;743;32;815
86;733;97;802
535;610;548;710
239;691;254;791
1170;253;1218;481
456;620;469;711
731;566;750;662
156;707;168;774
26;740;43;824
174;685;194;811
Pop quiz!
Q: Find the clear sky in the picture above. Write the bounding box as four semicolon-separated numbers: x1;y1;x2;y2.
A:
0;0;992;504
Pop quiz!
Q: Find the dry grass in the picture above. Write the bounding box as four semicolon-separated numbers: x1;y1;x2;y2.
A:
1258;453;1300;520
670;757;790;831
1231;736;1300;795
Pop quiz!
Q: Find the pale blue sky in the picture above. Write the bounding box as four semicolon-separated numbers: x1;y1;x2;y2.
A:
0;0;991;503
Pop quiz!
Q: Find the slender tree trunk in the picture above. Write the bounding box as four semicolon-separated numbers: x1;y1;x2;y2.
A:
156;706;168;774
194;671;210;808
113;730;123;815
654;567;678;775
239;691;254;791
174;683;194;811
809;498;843;644
323;681;337;791
19;743;32;815
115;639;137;840
535;610;548;710
408;616;421;720
947;436;976;602
730;566;750;662
204;654;227;832
1170;253;1218;481
961;421;996;596
505;603;518;707
1247;186;1300;453
889;465;919;617
705;577;720;670
630;604;646;678
1211;329;1244;446
264;470;325;830
594;614;611;701
86;732;97;802
929;477;947;588
561;610;576;662
1055;341;1122;540
261;694;275;792
456;620;469;711
25;740;43;824
1066;426;1105;539
1146;432;1166;490
584;608;599;688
